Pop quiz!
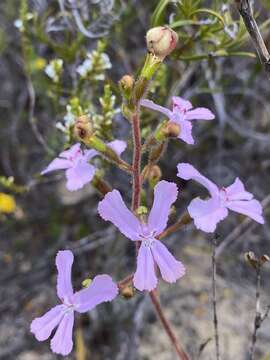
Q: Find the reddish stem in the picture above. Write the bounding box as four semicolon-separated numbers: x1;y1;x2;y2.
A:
131;110;142;212
149;291;190;360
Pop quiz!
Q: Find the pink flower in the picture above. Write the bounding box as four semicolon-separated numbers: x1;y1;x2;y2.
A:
41;141;126;191
141;96;215;144
98;181;185;291
177;163;264;233
30;250;118;356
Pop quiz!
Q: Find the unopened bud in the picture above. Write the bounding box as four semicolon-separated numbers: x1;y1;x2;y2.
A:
260;254;270;266
119;75;134;99
120;285;135;299
146;26;178;60
148;165;162;182
73;115;94;141
245;251;259;269
164;122;181;138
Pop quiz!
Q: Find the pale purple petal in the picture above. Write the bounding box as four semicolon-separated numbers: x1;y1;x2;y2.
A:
177;119;194;145
30;305;65;341
98;190;141;241
74;274;118;313
140;99;173;118
56;250;74;301
148;181;178;236
185;107;215;121
133;244;157;291
172;96;193;111
84;149;98;161
41;158;72;175
177;163;219;197
59;143;81;159
107;140;127;156
226;199;264;224
225;178;253;201
188;197;228;233
66;161;96;191
151;240;185;283
50;312;74;356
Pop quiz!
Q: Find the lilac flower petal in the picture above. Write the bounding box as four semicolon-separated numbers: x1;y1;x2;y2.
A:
148;181;178;235
140;99;173;118
50;312;74;356
41;158;72;175
151;240;185;283
226;199;264;224
74;274;118;313
225;178;253;201
56;250;74;300
30;305;65;341
98;190;141;240
133;244;157;291
66;161;96;191
188;197;228;233
107;140;127;156
177;120;194;145
177;163;219;197
84;149;99;161
59;143;81;159
185;107;215;121
172;96;193;111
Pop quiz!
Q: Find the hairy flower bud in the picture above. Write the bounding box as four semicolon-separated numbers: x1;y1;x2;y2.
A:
73;115;94;141
146;26;178;60
164;122;181;138
119;75;134;96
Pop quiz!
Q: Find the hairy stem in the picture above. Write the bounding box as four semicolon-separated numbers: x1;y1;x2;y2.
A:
212;235;220;360
131;110;142;212
149;291;190;360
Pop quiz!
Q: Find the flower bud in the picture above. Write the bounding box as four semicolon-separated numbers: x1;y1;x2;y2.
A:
119;75;134;98
73;115;94;141
120;285;135;299
164;122;181;138
146;26;178;60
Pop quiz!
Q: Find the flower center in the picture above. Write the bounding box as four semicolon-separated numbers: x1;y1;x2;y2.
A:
68;149;83;163
140;225;156;247
219;187;228;205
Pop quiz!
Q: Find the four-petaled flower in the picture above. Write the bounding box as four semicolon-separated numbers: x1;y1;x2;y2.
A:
98;180;185;291
41;141;126;191
177;163;264;233
141;96;215;144
30;250;118;356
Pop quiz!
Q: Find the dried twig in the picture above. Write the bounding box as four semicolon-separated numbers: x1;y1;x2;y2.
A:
212;234;220;360
234;0;270;77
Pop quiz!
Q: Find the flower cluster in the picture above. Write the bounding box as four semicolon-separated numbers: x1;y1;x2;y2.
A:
33;26;264;357
34;92;264;356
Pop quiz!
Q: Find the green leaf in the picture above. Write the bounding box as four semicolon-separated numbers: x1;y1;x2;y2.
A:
151;0;170;27
190;8;225;27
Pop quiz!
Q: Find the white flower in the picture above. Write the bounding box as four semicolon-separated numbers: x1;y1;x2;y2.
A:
76;58;93;77
45;59;63;83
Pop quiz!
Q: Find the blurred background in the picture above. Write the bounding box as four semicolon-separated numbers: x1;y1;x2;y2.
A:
0;0;270;359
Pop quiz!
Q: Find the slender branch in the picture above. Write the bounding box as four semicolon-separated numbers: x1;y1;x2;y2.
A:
234;0;270;77
92;175;112;196
26;75;53;154
118;274;134;288
250;266;261;360
158;212;191;239
131;109;142;212
212;235;220;360
149;291;190;360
